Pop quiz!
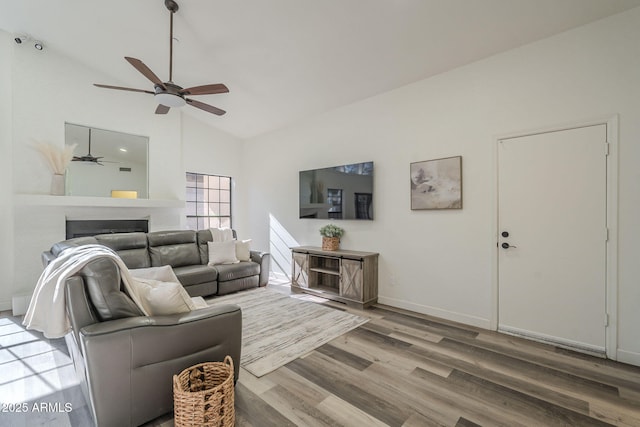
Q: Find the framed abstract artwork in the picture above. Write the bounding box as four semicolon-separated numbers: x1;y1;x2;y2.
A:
410;156;462;210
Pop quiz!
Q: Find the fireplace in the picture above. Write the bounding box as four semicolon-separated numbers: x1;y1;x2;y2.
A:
66;219;149;239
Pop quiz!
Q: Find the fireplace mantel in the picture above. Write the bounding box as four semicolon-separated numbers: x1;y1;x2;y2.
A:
14;194;184;208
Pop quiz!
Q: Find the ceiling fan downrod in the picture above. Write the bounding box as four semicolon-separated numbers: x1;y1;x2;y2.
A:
92;0;228;116
165;0;179;82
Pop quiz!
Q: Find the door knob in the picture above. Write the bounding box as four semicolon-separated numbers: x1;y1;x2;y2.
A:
501;242;517;249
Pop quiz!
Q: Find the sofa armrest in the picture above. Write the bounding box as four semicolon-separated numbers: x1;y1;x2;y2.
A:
250;250;271;286
79;304;242;427
80;304;239;335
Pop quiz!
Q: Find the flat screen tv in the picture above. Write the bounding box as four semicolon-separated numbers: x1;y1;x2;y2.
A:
299;161;374;220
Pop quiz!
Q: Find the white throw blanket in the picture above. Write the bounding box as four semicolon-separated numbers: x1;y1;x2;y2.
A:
210;227;233;242
23;244;150;339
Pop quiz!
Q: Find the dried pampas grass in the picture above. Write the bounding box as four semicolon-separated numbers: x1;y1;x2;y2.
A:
33;142;77;175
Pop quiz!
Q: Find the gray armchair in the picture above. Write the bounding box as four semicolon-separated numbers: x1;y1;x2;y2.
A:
64;257;242;427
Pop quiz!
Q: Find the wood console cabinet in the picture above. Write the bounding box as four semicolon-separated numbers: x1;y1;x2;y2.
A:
291;246;378;309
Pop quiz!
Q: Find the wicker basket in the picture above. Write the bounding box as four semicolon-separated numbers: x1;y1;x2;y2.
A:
322;236;340;251
173;356;235;427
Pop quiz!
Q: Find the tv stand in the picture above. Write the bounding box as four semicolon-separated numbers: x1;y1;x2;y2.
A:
291;246;378;309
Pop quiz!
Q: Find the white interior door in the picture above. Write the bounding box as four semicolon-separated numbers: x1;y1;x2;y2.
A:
498;124;607;353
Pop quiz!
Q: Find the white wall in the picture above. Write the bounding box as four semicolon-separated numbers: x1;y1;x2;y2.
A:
0;31;15;310
181;113;245;236
10;44;182;199
242;9;640;363
4;41;184;309
2;34;244;310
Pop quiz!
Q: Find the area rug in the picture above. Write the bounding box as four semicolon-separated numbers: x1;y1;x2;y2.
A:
207;287;368;377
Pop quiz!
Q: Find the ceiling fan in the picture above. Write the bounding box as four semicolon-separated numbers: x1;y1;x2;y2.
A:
72;128;106;165
94;0;228;116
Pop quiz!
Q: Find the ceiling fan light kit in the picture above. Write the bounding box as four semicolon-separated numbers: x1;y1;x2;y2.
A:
155;92;186;108
94;0;228;116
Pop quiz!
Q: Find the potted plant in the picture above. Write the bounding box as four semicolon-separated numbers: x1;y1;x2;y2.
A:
319;224;344;251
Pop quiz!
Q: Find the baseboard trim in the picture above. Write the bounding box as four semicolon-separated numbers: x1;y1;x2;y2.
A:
10;294;31;316
0;300;11;312
377;296;491;329
616;349;640;367
499;325;606;357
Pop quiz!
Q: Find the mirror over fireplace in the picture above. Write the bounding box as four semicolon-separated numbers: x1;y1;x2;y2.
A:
64;123;149;198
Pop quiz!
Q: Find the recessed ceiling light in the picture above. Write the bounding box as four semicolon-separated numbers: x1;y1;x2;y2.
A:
34;41;43;50
119;148;128;152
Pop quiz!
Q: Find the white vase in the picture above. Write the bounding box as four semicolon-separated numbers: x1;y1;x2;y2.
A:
51;173;65;196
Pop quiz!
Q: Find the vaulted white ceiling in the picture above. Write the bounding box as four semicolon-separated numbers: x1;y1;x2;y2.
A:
2;0;639;139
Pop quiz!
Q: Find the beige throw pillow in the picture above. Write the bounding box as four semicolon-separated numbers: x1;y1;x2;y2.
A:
129;264;203;314
130;278;195;316
207;240;239;265
235;239;252;262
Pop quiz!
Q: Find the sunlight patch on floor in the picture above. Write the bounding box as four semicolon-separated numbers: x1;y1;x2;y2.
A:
0;318;79;405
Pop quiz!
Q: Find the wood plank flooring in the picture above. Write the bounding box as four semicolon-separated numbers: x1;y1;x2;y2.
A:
228;299;640;427
4;285;640;426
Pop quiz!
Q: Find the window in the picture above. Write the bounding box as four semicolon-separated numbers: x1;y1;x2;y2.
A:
327;188;343;219
186;172;232;230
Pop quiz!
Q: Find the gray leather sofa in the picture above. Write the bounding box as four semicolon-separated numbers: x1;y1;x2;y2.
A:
41;229;269;426
61;257;242;427
43;229;271;297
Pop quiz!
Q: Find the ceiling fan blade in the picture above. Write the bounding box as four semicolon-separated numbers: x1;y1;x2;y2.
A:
125;57;166;89
180;84;229;96
94;84;154;94
155;104;170;114
186;98;226;116
72;156;104;163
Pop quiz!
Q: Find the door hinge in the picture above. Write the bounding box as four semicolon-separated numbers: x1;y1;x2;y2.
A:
604;313;609;327
605;228;609;242
604;142;610;156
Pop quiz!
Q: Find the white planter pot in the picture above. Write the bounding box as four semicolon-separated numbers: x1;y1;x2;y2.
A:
51;173;65;196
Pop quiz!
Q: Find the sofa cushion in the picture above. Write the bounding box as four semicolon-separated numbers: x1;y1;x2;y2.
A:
214;261;260;282
217;275;259;295
80;258;144;321
180;282;218;298
172;264;219;286
95;232;151;269
147;230;201;268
